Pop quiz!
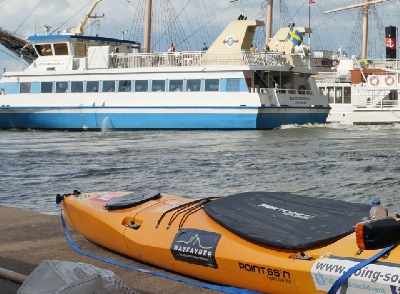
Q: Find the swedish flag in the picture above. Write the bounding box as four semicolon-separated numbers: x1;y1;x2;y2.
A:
357;58;372;67
287;24;303;46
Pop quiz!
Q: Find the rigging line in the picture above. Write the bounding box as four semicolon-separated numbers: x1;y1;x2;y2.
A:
49;0;94;35
0;0;11;9
151;0;193;50
0;47;25;61
178;2;236;47
14;0;45;34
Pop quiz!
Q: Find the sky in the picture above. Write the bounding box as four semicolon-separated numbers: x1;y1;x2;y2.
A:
0;0;399;72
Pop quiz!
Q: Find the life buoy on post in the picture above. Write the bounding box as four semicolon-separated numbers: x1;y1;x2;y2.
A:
298;85;306;94
370;76;379;86
385;76;395;86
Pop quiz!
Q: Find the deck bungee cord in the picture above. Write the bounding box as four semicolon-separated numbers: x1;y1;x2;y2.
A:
59;207;260;294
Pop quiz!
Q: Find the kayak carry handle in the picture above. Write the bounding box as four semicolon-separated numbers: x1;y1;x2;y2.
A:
356;218;400;250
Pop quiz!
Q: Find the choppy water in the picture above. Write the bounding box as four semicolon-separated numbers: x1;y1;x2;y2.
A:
0;123;399;216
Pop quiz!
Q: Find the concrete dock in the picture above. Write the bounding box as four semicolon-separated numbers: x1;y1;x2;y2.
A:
0;205;221;294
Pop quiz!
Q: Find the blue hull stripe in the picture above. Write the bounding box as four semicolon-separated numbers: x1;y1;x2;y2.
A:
0;108;329;130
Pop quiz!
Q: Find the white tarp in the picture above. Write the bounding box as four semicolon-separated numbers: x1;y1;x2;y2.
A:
18;260;139;294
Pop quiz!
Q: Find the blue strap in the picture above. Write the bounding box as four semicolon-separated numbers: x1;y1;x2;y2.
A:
60;210;261;294
328;245;395;294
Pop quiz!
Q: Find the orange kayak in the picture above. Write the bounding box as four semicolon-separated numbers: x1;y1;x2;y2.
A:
60;190;400;293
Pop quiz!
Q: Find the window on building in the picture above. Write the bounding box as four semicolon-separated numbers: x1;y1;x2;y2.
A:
20;82;31;93
169;80;183;92
118;80;131;92
103;81;115;92
54;43;69;55
187;79;201;92
135;80;148;92
71;81;83;93
41;82;53;93
87;81;99;92
226;79;240;92
152;80;165;92
205;79;219;92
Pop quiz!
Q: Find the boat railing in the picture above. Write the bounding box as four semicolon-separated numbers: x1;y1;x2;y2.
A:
375;99;399;108
316;71;351;83
108;50;295;69
369;59;400;70
259;88;280;106
276;88;312;95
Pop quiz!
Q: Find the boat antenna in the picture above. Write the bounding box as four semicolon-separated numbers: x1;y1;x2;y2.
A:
14;0;45;34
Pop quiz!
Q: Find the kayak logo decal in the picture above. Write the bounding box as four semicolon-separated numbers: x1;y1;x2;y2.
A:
171;228;221;269
258;203;315;220
311;257;400;293
238;262;291;283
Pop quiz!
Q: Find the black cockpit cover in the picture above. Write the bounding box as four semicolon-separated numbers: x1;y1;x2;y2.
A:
203;192;370;251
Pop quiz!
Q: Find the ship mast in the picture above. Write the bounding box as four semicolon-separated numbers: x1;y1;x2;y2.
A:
144;0;152;53
265;0;273;46
323;0;387;58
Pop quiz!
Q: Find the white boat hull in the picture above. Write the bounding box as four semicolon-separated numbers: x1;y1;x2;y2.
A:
327;104;400;125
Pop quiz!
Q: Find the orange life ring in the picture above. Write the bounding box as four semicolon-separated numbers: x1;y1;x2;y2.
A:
370;76;379;86
298;85;306;94
385;76;395;86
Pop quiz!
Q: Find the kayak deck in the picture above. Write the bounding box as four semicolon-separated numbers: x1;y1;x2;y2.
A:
61;190;400;294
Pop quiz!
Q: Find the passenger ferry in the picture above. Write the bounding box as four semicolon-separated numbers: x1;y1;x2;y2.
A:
0;2;329;130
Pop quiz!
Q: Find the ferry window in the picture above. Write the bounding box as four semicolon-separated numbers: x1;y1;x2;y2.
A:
226;79;240;92
75;43;86;57
205;79;219;92
343;87;351;104
41;82;53;93
38;44;53;56
71;81;83;93
54;43;69;55
152;80;165;92
20;82;31;93
87;81;99;92
118;80;131;92
187;79;201;92
169;80;183;92
56;82;68;93
135;80;148;92
103;81;115;92
335;87;343;104
327;86;334;104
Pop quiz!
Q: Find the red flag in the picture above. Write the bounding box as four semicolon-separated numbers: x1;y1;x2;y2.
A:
309;0;315;3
